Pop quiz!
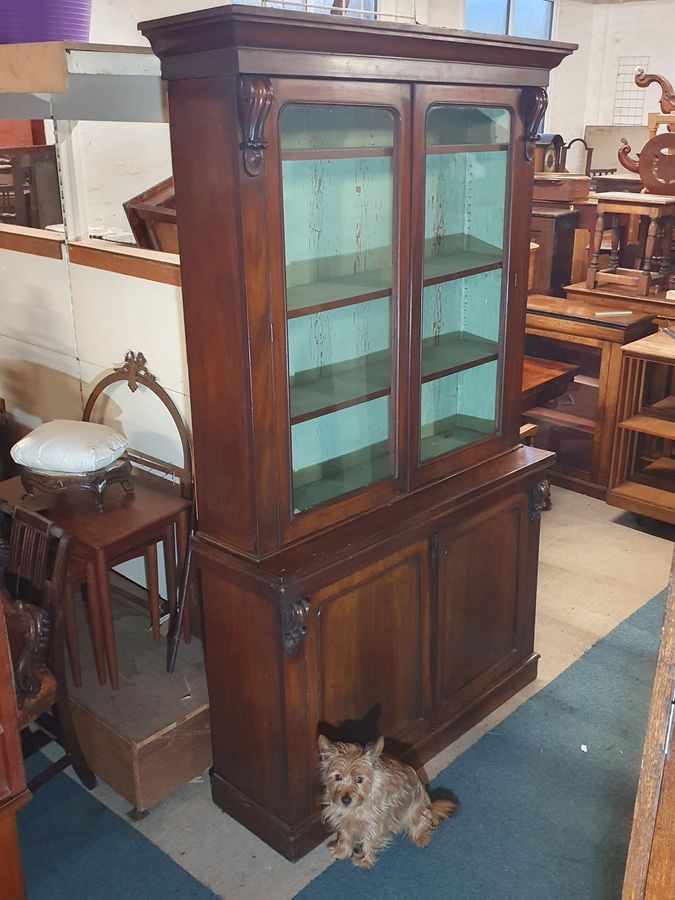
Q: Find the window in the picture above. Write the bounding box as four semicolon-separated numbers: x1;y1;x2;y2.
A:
248;0;378;19
464;0;553;40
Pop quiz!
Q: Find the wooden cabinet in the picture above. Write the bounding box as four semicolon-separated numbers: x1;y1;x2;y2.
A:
530;206;578;296
608;331;675;525
141;5;574;859
525;294;655;498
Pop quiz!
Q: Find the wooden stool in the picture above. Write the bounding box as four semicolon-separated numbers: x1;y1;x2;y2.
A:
586;192;675;296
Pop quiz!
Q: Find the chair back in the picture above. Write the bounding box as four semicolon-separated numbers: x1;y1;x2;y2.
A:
83;350;193;499
0;502;72;700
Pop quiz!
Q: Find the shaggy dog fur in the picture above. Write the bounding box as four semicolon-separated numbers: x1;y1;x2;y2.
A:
318;735;457;868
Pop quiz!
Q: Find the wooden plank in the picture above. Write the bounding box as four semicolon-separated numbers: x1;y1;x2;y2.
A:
622;552;675;899
619;415;675;441
608;482;675;526
68;240;181;287
524;406;594;433
0;224;65;260
0;42;67;94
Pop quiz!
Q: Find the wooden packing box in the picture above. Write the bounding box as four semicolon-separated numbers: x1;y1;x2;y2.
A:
68;581;211;813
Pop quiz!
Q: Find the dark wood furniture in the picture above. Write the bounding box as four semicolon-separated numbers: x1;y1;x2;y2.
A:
140;4;574;860
587;193;675;296
0;503;95;791
0;591;29;900
0;145;62;229
521;355;578;412
530;205;579;296
622;549;675;900
525;294;656;498
565;281;675;323
607;330;675;525
124;176;178;253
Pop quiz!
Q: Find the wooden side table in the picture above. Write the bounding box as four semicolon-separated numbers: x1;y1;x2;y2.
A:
586;192;675;296
0;475;191;690
525;294;656;498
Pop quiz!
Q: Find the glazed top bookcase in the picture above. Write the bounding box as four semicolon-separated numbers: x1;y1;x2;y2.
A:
141;6;574;561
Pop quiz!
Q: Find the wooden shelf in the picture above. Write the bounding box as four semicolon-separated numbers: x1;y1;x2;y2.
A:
423;245;502;287
290;350;390;424
421;332;498;383
282;147;393;160
292;443;391;512
524;406;595;433
427;142;508;155
642;396;675;423
420;415;494;461
574;374;600;389
608;480;675;525
618;414;675;441
286;272;391;317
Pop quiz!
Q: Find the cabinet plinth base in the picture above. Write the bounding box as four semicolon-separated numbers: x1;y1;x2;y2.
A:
210;652;539;861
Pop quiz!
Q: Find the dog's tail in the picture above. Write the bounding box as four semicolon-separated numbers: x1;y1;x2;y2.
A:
429;798;458;826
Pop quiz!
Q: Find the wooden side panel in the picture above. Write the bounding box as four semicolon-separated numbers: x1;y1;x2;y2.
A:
644;755;675;900
307;542;430;745
435;492;530;718
200;571;287;819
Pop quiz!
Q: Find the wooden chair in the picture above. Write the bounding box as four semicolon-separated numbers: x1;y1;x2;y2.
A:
62;350;193;690
0;502;95;791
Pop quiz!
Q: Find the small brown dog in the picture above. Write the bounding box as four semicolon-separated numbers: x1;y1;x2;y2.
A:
318;735;457;868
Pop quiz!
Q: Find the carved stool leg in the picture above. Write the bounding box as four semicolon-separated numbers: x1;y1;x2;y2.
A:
643;217;659;277
586;210;605;288
660;216;673;284
609;213;620;272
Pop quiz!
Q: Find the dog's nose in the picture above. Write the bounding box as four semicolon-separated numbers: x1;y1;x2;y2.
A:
341;795;352;807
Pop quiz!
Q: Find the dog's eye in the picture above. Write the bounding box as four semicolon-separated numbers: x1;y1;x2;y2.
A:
355;776;364;784
333;773;342;781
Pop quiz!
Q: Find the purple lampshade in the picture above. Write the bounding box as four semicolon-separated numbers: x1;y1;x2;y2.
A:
0;0;92;44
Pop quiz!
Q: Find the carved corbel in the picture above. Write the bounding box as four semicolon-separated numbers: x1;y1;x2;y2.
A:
237;75;274;177
634;68;675;113
529;479;551;521
521;87;548;163
282;597;310;655
618;140;640;174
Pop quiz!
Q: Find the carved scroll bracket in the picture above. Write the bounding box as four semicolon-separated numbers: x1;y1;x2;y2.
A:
282;597;310;656
238;75;274;177
634;68;675;113
114;350;156;393
529;479;551;521
521;87;548;163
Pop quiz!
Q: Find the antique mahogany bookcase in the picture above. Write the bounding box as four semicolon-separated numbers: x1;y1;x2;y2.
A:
141;5;574;859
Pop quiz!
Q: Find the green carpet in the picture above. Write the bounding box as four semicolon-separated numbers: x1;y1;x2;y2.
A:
296;591;666;899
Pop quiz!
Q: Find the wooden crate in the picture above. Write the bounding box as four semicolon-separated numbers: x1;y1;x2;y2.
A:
68;583;211;813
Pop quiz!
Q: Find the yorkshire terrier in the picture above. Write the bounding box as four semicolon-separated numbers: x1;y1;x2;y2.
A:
318;735;457;868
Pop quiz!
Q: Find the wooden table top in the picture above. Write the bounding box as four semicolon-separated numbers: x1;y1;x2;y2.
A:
528;293;654;328
522;355;579;412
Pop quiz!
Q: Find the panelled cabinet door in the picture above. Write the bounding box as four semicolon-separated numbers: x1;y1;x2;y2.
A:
434;492;533;721
305;542;431;746
410;86;526;487
266;80;412;543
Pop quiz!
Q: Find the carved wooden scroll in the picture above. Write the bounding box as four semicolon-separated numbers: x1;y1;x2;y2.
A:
619;132;675;195
521;87;548;163
238;75;274;177
114;350;156;392
282;597;310;655
634;68;675;113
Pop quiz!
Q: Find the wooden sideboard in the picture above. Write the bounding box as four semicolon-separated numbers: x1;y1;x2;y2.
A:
525;294;656;498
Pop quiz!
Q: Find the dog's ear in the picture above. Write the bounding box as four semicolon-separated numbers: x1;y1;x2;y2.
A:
318;735;337;759
366;736;385;758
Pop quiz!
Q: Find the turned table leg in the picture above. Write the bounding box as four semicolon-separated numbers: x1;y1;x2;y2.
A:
586;210;605;288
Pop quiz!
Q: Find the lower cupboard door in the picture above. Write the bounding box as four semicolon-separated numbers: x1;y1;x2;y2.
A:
305;541;431;746
435;491;533;720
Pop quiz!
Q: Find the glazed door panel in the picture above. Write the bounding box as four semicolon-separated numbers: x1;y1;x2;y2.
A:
266;80;411;545
434;492;531;720
410;85;527;487
306;542;430;745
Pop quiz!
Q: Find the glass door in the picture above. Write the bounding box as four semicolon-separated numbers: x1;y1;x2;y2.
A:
276;96;403;519
412;93;513;477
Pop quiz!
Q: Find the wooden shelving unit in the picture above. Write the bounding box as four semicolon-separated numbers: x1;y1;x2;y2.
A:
608;330;675;524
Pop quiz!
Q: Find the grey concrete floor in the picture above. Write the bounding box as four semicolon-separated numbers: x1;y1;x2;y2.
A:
53;486;674;900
